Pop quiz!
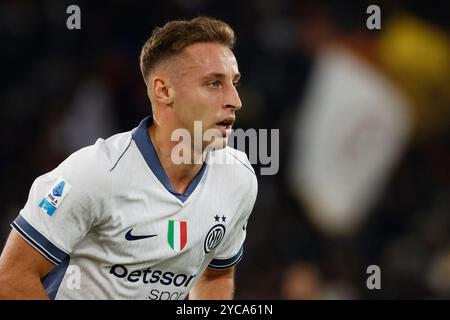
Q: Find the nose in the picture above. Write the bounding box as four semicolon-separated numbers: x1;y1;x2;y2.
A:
224;84;242;111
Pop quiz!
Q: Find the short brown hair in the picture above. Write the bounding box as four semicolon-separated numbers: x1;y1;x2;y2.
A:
139;16;236;83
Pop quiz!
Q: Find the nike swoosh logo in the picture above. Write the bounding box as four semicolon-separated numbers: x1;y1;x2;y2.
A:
125;229;157;241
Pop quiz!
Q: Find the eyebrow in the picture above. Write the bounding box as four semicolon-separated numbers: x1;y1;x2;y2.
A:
202;72;241;81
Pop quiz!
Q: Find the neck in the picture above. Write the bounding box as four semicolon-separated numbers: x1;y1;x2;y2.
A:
148;123;204;194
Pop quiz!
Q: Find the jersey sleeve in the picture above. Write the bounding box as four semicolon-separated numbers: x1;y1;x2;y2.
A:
11;141;111;265
208;166;258;270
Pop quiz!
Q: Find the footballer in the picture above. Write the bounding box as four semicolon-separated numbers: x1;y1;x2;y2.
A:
0;16;258;300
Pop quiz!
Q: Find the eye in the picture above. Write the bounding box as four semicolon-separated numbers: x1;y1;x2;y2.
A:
206;81;222;88
233;80;240;88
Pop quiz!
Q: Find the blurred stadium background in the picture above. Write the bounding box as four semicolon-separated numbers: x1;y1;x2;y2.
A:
0;0;449;299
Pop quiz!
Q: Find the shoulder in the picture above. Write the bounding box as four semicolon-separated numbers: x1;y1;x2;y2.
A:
208;146;258;195
52;131;132;199
209;146;256;174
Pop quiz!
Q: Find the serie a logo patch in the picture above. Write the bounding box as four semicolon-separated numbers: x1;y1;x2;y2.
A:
39;177;72;216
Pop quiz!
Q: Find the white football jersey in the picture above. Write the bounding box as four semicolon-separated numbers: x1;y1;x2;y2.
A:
11;116;258;300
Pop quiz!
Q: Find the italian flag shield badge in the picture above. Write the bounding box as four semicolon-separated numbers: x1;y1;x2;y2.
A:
168;220;188;252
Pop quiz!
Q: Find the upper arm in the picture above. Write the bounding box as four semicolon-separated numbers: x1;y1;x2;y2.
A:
204;265;235;281
0;229;54;278
189;266;235;300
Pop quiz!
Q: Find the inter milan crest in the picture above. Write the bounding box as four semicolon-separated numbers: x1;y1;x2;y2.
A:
168;220;188;252
204;215;227;253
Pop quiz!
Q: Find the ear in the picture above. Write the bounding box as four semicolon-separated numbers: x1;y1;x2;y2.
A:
150;75;174;106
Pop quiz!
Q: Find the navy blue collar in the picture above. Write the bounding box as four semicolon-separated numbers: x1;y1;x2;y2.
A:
132;116;207;202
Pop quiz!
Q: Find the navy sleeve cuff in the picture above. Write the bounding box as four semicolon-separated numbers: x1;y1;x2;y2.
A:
208;246;244;270
11;215;68;265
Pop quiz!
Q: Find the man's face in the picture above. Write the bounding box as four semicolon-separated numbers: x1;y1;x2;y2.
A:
170;42;242;150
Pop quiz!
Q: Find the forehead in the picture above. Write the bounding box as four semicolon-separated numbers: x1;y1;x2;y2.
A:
177;42;239;77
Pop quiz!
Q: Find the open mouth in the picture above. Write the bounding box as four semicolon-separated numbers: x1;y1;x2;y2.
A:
215;117;235;136
216;118;234;128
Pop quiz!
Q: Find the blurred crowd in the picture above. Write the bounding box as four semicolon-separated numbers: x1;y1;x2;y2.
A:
1;0;449;299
